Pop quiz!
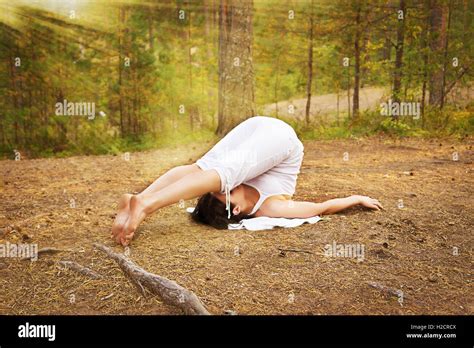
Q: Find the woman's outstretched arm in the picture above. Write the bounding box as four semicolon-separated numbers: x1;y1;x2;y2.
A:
261;195;383;219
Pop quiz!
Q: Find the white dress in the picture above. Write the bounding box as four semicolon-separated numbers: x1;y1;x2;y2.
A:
195;116;304;217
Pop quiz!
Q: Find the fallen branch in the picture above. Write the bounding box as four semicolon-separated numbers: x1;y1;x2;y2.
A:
21;247;70;260
93;243;210;315
58;260;102;279
38;247;69;255
277;247;313;254
367;281;407;299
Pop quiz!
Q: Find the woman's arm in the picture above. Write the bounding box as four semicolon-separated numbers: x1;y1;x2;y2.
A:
262;195;383;218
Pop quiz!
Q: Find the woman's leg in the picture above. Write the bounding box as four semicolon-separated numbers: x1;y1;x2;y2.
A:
111;164;201;243
119;168;221;245
140;164;202;195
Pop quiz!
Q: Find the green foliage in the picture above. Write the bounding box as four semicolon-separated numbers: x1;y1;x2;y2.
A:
294;106;473;141
378;118;412;137
0;0;472;159
445;110;474;136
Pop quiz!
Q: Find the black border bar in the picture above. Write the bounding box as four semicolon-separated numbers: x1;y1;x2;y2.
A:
0;315;472;346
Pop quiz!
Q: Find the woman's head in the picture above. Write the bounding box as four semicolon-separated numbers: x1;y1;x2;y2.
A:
191;187;254;229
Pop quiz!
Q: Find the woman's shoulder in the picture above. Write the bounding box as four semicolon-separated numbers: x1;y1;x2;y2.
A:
255;195;291;217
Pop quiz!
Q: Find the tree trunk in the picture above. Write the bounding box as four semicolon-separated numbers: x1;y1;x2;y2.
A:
9;52;19;146
420;0;430;127
440;0;452;109
187;0;193;91
347;67;351;119
393;0;406;108
204;0;215;125
216;0;255;136
274;52;281;117
382;35;392;61
428;0;448;106
352;2;361;118
305;0;314;125
118;7;125;137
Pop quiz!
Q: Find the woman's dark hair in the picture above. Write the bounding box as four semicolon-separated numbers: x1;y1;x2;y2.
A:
191;193;254;229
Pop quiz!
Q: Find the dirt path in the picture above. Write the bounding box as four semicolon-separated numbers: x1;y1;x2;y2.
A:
262;86;389;121
1;137;473;315
262;85;473;121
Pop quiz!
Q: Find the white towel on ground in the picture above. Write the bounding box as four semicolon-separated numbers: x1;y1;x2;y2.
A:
186;207;321;231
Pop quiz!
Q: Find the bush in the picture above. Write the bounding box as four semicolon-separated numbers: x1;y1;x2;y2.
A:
447;110;474;136
378;118;412;136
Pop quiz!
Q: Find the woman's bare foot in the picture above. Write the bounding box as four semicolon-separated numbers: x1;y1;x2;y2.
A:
111;193;132;243
120;194;148;246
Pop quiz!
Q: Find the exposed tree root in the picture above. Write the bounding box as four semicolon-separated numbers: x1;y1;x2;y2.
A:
58;260;102;279
93;243;210;315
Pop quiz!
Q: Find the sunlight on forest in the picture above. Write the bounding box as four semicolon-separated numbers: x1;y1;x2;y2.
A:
0;0;472;158
0;0;111;32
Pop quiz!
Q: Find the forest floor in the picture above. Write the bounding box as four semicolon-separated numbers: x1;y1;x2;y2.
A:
0;136;473;315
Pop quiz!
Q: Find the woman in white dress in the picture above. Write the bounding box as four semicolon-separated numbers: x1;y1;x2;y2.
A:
111;116;382;245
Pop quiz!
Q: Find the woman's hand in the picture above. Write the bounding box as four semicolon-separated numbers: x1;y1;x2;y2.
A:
357;195;383;210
